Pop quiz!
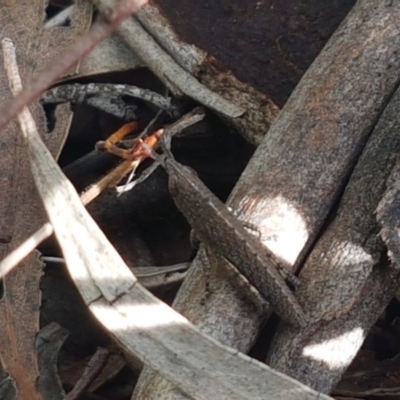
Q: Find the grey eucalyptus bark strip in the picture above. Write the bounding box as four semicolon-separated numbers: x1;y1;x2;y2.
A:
41;83;179;117
133;1;400;398
267;82;400;394
85;95;137;121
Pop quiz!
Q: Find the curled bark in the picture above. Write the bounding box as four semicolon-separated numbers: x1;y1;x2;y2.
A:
268;83;400;393
133;1;400;397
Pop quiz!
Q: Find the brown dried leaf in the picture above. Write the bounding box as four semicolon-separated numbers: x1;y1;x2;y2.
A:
0;2;91;398
78;33;143;78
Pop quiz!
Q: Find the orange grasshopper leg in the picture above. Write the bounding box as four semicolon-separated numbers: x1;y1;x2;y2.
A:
96;121;139;159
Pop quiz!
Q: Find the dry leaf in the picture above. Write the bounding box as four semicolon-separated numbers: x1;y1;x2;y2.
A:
0;2;91;398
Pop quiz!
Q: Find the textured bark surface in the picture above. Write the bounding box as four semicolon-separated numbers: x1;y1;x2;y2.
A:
156;0;355;107
133;1;400;398
267;84;400;393
197;60;280;145
378;163;400;273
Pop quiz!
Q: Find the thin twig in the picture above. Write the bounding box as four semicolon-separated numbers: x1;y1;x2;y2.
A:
0;224;53;278
0;0;147;133
120;106;205;148
41;256;190;277
80;159;140;204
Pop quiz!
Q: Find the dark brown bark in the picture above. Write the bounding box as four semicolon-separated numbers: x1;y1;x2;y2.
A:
156;0;355;108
